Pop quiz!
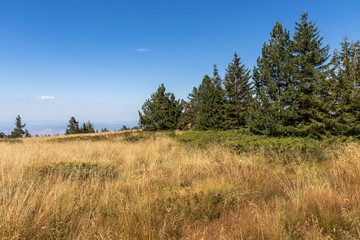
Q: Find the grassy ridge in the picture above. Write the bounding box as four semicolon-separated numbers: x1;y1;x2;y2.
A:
1;131;360;239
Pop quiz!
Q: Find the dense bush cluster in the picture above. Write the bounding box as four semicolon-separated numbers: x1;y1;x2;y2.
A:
139;13;360;138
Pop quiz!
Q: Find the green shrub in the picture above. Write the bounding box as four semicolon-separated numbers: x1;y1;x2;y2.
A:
123;134;152;142
173;130;353;163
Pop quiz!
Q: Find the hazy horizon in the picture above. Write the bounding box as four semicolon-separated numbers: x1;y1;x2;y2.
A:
0;119;138;136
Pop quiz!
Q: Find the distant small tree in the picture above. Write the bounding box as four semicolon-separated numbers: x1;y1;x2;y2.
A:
121;125;129;131
79;121;95;133
80;123;87;133
66;117;80;135
101;128;109;132
24;129;31;137
10;115;26;138
85;121;95;133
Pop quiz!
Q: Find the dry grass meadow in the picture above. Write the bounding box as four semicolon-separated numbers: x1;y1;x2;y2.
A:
1;131;360;239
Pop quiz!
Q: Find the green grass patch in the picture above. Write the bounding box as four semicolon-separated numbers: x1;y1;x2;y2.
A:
174;130;354;162
48;132;132;143
36;161;118;181
0;138;23;143
123;134;152;142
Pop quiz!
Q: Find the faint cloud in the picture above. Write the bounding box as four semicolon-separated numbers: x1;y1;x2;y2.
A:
135;48;152;52
37;96;55;100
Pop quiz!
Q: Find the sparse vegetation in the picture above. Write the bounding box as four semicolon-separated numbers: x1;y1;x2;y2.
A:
1;131;360;239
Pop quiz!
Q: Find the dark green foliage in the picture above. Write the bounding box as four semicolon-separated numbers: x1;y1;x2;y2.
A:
173;130;351;163
80;123;86;133
181;87;199;129
137;12;360;138
65;117;80;135
24;129;31;137
193;75;226;130
10;115;26;138
101;128;109;132
121;125;129;131
291;12;331;137
224;53;252;128
211;64;223;89
248;22;296;136
80;121;95;133
139;84;183;130
330;36;360;135
123;134;152;142
248;13;333;138
66;117;95;134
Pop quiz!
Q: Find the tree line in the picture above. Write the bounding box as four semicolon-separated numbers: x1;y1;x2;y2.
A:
139;12;360;138
4;115;132;138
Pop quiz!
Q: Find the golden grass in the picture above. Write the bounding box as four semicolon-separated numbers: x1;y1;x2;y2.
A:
1;132;360;239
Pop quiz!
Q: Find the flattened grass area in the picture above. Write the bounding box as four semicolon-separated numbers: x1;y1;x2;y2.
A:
1;130;360;239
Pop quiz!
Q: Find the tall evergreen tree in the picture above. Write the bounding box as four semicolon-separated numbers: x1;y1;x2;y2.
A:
248;22;296;135
139;84;183;130
194;74;225;130
10;115;26;138
66;117;80;135
182;86;199;129
223;52;252;128
330;37;360;135
212;64;223;89
291;12;330;137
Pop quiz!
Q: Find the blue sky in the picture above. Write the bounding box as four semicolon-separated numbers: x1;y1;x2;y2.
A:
1;0;360;135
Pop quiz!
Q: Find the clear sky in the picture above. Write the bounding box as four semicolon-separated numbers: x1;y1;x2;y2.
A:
1;0;360;135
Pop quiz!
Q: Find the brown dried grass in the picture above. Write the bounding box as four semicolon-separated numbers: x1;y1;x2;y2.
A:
0;132;359;239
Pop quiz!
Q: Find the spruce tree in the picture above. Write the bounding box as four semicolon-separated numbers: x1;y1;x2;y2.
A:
85;121;95;133
66;117;80;135
81;123;87;133
194;74;225;130
182;87;199;129
330;37;360;135
10;115;26;138
212;64;223;89
24;129;31;137
291;12;330;137
223;52;252;129
139;84;183;130
248;22;296;135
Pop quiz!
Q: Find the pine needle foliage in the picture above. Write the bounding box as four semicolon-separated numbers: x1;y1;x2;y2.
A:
223;53;252;129
139;84;183;130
